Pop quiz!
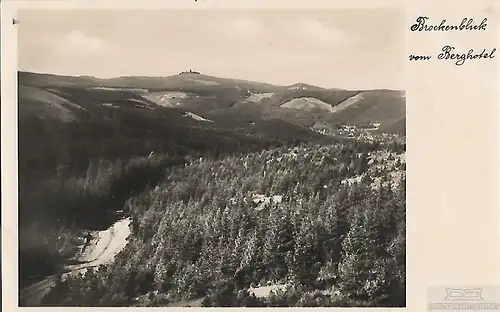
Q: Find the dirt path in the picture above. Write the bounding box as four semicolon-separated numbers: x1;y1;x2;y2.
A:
249;283;289;298
19;218;131;306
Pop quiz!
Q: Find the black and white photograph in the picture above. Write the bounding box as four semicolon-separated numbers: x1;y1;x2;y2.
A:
17;8;406;307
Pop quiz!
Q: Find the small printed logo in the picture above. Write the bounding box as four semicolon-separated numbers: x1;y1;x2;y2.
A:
428;286;500;311
445;288;484;301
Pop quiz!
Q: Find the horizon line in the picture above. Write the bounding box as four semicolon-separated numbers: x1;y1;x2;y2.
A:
17;69;405;92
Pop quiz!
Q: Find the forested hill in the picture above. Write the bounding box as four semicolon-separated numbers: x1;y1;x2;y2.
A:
41;143;406;307
18;71;405;136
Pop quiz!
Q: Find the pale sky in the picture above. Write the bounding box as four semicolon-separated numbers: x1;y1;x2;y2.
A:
18;9;404;90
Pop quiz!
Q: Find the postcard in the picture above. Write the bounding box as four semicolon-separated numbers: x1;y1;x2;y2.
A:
1;0;499;311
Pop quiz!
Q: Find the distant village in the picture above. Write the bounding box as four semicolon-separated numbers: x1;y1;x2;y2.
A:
311;122;403;143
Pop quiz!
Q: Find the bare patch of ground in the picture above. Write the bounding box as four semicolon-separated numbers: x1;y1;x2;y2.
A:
102;103;120;108
249;283;289;297
19;85;87;122
246;92;274;103
328;93;365;114
252;194;283;211
182;112;213;122
142;91;189;107
280;97;336;113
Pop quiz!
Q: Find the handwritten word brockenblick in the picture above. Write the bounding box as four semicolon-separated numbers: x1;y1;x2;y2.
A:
411;16;488;31
438;46;496;65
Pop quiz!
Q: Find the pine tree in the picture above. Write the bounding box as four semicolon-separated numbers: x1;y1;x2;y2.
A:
336;200;392;305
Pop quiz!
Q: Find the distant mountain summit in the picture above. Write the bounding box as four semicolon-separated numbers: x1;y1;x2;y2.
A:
179;70;201;75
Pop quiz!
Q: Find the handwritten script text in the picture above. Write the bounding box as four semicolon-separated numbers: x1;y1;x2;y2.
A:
410;16;488;32
437;46;496;65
